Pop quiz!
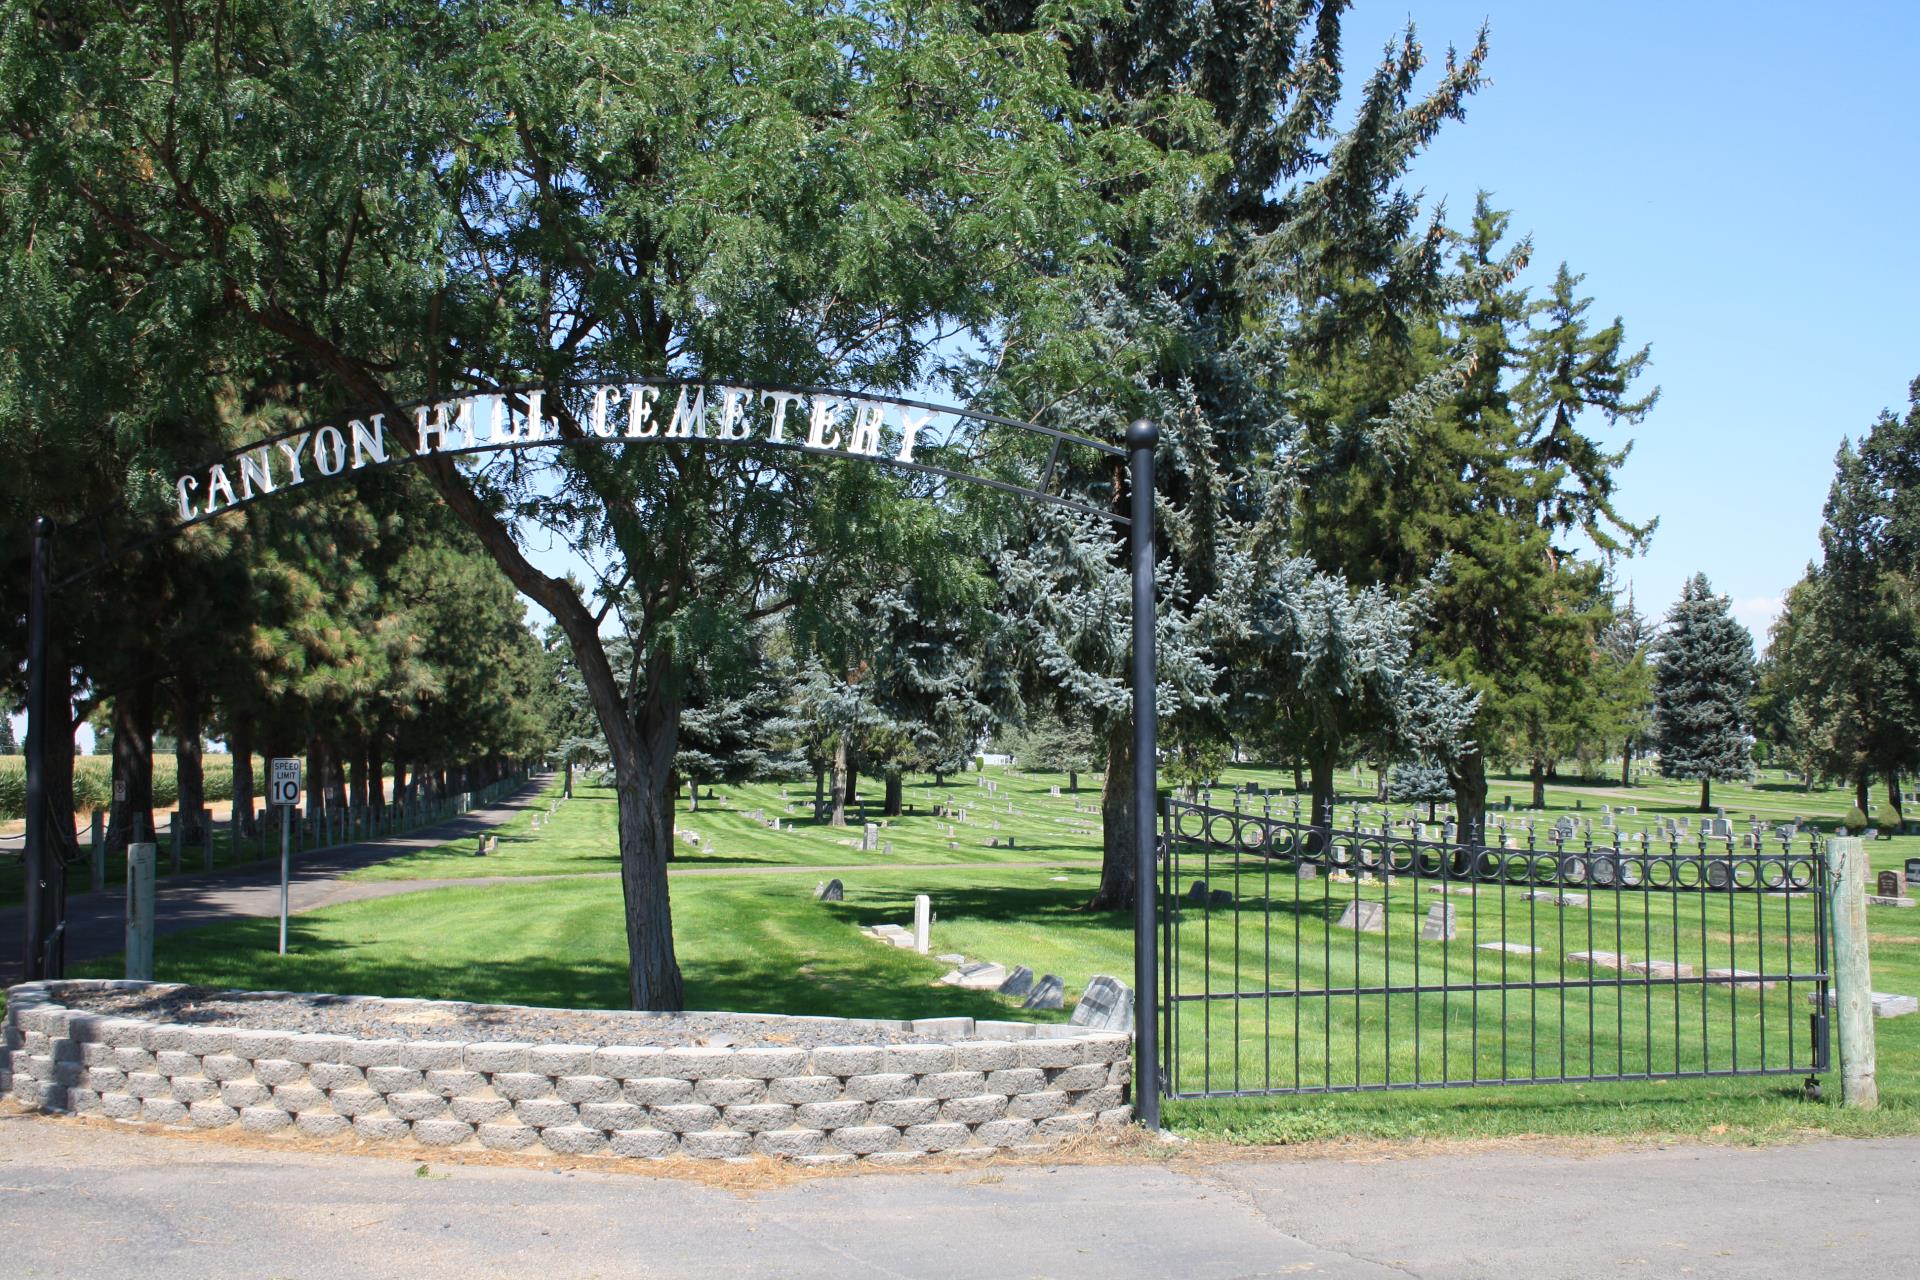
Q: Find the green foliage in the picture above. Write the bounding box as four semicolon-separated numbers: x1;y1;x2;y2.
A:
1653;574;1757;789
1846;807;1870;831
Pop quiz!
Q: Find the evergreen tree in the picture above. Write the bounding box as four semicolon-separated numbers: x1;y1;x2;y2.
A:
0;715;16;755
1652;574;1756;811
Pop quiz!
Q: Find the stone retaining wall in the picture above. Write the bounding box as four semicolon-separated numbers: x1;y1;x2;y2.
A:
1;981;1132;1165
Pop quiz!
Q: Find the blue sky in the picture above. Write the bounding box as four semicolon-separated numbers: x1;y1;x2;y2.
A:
1341;1;1919;635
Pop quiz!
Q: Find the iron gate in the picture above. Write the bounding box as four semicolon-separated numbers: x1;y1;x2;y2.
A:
1158;798;1830;1099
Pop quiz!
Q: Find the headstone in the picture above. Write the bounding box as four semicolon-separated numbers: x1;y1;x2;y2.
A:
913;894;931;954
1069;975;1135;1032
1524;890;1588;908
1295;863;1318;881
1420;902;1456;941
1707;818;1733;838
1022;974;1066;1010
1811;989;1919;1019
1905;857;1920;884
1478;941;1537;955
940;961;1009;990
1185;880;1211;904
1707;967;1776;992
997;965;1035;997
1877;870;1906;898
1337;900;1386;933
938;952;967;964
1567;950;1625;971
1049;786;1061;797
1207;889;1233;909
814;878;844;902
862;823;879;852
1626;959;1695;979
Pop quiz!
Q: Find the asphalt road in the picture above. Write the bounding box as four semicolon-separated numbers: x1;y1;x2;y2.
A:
2;1114;1914;1279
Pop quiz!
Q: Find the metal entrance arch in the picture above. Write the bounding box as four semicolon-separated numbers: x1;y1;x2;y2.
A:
16;380;1167;1127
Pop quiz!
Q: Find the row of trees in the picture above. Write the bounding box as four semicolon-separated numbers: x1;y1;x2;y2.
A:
6;2;1701;1008
1759;382;1920;816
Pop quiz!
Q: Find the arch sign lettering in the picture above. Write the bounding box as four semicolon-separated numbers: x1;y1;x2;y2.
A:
18;379;1165;1126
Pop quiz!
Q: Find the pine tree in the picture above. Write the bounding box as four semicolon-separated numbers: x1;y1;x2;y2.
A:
0;715;17;755
1652;574;1756;811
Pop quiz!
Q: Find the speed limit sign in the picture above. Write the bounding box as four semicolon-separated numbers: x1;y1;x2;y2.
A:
269;758;302;808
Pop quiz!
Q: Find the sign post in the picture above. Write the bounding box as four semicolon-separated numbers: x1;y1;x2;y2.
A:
269;758;301;955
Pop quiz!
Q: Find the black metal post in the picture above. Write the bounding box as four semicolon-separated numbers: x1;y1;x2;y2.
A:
1128;419;1161;1129
22;515;56;980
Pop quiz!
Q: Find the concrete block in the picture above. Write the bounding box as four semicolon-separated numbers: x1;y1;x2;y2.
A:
352;1115;411;1141
791;1152;857;1168
1016;1039;1088;1069
112;1047;158;1073
841;1073;915;1102
727;1049;808;1079
1050;1063;1110;1091
985;1067;1047;1094
953;1041;1019;1072
536;1124;606;1155
308;1062;366;1091
1072;1086;1126;1112
681;1130;753;1159
527;1044;597;1077
100;1092;142;1120
1108;1059;1132;1087
554;1074;620;1104
882;1044;955;1075
126;1070;170;1099
253;1059;306;1087
450;1097;514;1125
285;1033;358;1064
67;1087;103;1114
578;1101;649;1131
590;1046;673;1080
364;1065;426;1094
491;1072;555;1101
972;1117;1036;1147
864;1150;925;1167
86;1066;129;1094
693;1077;767;1106
794;1100;871;1129
513;1098;580;1128
327;1087;386;1117
609;1129;679;1159
722;1103;797;1133
463;1042;533;1074
141;1098;189;1126
220;1081;272;1109
182;1027;237;1056
767;1075;842;1105
910;1018;974;1038
201;1054;253;1081
100;1019;155;1050
903;1121;972;1151
1038;1112;1096;1139
659;1047;740;1080
648;1103;722;1133
295;1113;351;1139
752;1128;828;1159
270;1083;330;1113
476;1122;542;1151
240;1106;294;1134
869;1098;939;1127
621;1077;696;1106
155;1050;202;1077
810;1045;885;1077
170;1077;219;1104
827;1124;901;1155
424;1069;487;1098
400;1041;466;1071
938;1094;1009;1126
189;1100;239;1129
412;1119;475;1148
387;1091;450;1122
1097;1106;1134;1128
342;1038;407;1068
230;1031;296;1061
1007;1090;1071;1120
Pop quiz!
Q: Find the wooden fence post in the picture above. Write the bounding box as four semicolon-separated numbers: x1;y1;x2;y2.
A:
1828;835;1878;1108
126;841;155;981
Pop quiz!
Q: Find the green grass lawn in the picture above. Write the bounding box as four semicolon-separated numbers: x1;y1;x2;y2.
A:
51;761;1920;1146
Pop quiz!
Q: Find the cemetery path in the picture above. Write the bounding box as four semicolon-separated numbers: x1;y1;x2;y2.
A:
0;778;551;987
3;1113;1915;1278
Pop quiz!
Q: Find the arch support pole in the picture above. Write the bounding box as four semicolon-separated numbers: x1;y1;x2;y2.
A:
22;515;60;980
1128;420;1160;1129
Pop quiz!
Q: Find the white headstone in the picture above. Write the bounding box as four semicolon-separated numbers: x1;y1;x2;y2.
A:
913;894;931;954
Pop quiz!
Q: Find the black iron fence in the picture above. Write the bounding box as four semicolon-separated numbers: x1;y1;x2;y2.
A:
1159;798;1830;1099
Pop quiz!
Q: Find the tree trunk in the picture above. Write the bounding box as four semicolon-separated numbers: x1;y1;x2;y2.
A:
829;739;850;827
883;772;903;817
1308;746;1336;826
347;743;368;811
1068;768;1078;793
687;775;699;813
1620;739;1632;788
326;743;348;812
1449;746;1490;842
563;760;573;798
230;710;256;837
609;649;685;1011
1530;757;1546;810
1291;759;1303;793
1086;718;1136;912
843;756;859;805
813;767;825;820
1888;772;1902;816
1854;772;1869;816
367;740;386;808
105;674;156;858
1700;777;1711;813
173;673;206;844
